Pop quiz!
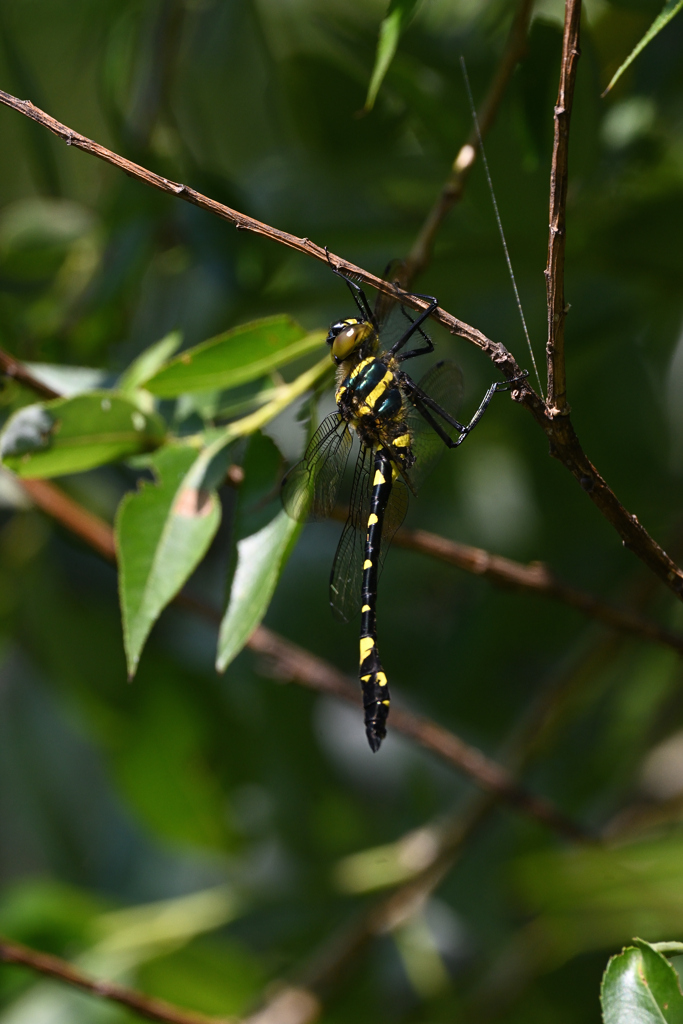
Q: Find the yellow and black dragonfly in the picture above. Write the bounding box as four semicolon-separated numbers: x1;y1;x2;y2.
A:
282;259;524;751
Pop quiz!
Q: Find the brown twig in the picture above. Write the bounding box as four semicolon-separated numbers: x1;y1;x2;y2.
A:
406;0;534;282
0;937;217;1024
0;88;481;347
0;349;60;399
18;475;587;842
1;95;682;601
545;0;581;412
20;478;117;559
391;526;683;654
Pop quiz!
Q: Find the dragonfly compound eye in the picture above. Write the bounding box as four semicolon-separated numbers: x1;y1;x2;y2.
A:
328;320;372;363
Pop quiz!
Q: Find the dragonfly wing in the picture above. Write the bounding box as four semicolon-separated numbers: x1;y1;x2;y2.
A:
329;444;373;623
330;449;409;623
282;412;352;522
378;476;409;576
374;259;408;330
405;360;464;493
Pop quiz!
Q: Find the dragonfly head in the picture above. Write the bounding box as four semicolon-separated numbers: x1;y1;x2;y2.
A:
326;318;374;364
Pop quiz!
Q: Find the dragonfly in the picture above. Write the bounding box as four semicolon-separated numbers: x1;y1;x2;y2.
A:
282;258;525;751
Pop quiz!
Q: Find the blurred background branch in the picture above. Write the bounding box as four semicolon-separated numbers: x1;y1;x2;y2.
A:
406;0;535;283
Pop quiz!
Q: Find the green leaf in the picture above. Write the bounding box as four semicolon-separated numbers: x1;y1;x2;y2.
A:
118;330;183;393
116;444;223;676
144;315;324;397
216;432;301;672
601;939;683;1023
0;391;166;478
364;0;422;113
216;509;300;672
603;0;683;94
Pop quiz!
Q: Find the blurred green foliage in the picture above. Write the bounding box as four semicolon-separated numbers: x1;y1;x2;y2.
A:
0;1;683;1022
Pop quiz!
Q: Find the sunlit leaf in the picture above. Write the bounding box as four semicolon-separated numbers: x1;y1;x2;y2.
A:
216;509;300;672
216;432;300;672
118;330;183;393
0;392;165;478
603;0;683;94
116;444;222;676
364;0;422;113
601;939;683;1023
144;315;324;397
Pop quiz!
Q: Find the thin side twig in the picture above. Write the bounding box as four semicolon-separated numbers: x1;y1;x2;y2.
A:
391;526;683;654
0;349;60;399
545;0;581;412
0;938;217;1024
18;475;588;843
1;96;683;602
405;0;534;282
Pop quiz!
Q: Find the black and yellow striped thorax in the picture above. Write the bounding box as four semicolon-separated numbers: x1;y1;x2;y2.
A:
335;356;415;473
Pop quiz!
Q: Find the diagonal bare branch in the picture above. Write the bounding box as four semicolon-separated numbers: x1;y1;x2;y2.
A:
391;526;683;654
0;348;60;399
0;937;216;1024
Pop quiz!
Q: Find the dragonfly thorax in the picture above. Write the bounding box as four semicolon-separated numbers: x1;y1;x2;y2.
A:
335;356;415;472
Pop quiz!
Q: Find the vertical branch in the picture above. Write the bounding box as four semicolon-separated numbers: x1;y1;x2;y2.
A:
545;0;581;413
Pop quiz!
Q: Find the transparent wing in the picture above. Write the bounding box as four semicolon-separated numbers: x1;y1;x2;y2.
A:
380;477;409;568
329;445;372;623
374;259;434;357
281;412;352;522
330;448;409;624
404;360;464;494
374;259;407;332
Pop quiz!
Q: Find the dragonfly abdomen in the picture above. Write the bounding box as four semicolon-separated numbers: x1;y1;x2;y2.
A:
359;448;394;752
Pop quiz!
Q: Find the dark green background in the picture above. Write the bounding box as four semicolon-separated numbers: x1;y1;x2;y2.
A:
0;0;683;1021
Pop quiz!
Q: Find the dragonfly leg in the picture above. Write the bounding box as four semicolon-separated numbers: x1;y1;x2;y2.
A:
390;293;438;359
403;372;528;449
325;248;376;326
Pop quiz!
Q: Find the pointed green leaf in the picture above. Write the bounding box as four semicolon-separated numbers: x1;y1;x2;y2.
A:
0;391;166;478
601;939;683;1024
215;432;301;673
365;0;422;112
145;315;324;397
118;330;183;393
216;508;300;672
116;444;222;676
603;0;683;94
